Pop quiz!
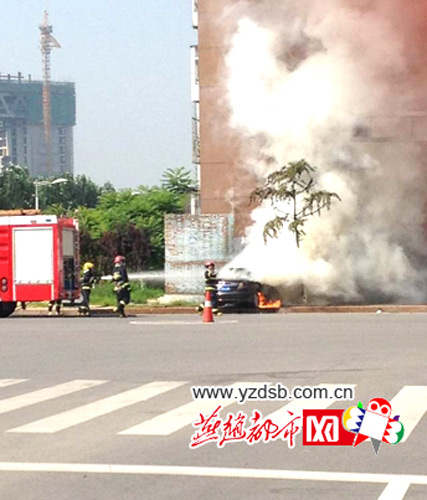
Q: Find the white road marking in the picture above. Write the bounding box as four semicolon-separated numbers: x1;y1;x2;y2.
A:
377;479;411;500
129;320;238;325
7;381;186;434
389;386;427;443
0;380;107;415
265;384;356;422
119;382;263;436
0;379;28;388
0;463;424;490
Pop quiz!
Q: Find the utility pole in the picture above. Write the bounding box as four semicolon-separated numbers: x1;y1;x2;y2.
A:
39;11;61;176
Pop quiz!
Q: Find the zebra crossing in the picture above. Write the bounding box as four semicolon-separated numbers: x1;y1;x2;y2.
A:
0;378;425;440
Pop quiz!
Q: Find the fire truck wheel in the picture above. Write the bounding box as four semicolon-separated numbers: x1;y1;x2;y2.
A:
0;302;17;318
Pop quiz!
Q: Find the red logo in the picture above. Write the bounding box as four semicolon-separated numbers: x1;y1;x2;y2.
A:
302;409;354;446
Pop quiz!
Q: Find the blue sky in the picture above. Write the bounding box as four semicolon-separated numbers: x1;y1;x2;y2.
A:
2;0;196;188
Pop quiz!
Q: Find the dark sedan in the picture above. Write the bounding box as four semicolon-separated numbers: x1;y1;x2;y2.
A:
216;278;282;312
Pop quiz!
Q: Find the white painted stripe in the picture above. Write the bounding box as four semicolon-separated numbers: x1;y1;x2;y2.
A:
0;380;107;415
389;386;427;443
0;379;28;388
129;320;238;326
119;382;262;436
265;384;356;422
0;463;425;485
8;381;186;433
377;479;411;500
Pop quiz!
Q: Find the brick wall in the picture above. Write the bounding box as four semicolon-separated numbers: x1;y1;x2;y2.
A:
165;214;234;294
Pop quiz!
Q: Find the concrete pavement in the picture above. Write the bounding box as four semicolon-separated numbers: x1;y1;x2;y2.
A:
0;313;426;499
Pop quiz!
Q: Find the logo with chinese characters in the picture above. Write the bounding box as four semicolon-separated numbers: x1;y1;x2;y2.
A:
189;405;301;449
190;397;404;454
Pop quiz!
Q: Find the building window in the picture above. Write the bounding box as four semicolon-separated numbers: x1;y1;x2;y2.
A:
59;146;66;154
59;128;65;136
60;136;66;144
60;155;66;164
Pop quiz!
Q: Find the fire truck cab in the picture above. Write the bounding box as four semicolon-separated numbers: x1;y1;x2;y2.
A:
0;215;80;317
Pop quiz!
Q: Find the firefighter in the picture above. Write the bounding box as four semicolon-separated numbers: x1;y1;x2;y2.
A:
48;299;62;316
79;262;95;316
197;261;221;314
112;255;131;318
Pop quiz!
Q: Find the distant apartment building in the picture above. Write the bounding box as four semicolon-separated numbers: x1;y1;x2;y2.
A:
0;73;75;177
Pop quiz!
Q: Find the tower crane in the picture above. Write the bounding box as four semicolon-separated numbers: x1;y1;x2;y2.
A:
39;11;61;176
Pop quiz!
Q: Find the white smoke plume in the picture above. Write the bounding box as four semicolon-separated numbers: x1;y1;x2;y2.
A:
222;0;427;303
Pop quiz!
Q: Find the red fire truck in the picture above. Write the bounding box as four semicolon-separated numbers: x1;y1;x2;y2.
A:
0;214;80;317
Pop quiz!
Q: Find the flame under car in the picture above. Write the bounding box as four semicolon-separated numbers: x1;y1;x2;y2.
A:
217;279;282;312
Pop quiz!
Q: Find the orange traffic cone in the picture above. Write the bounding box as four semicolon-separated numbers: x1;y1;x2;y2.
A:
202;290;214;323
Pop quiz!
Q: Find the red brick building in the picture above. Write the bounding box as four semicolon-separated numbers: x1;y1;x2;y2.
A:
192;0;254;237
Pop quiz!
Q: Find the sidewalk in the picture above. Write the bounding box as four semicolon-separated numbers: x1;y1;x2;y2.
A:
13;305;196;317
12;304;427;317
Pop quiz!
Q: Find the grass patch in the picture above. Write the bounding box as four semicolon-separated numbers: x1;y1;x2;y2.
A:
18;282;197;308
162;299;199;307
90;281;164;306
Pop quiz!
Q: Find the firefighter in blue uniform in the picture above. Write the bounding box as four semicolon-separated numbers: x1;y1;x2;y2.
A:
79;262;95;316
112;255;131;317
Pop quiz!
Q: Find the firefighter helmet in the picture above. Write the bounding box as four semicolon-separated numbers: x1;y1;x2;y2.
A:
83;262;94;271
114;255;125;264
205;261;215;268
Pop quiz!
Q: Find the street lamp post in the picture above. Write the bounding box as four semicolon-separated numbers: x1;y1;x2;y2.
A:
34;178;67;211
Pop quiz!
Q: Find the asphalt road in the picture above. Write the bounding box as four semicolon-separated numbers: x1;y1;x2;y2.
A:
0;313;426;499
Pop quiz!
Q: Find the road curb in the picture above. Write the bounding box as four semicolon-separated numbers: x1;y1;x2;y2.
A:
284;305;427;313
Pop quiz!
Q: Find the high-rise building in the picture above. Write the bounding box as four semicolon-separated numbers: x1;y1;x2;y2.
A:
0;73;75;177
188;0;427;305
191;0;254;238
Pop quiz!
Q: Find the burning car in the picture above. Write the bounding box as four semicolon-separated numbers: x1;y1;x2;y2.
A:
216;269;282;312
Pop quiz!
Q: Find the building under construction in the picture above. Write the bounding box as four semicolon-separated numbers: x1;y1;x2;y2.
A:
0;13;75;178
0;73;75;177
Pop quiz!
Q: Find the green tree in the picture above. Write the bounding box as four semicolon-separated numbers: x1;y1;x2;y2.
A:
79;223;152;275
0;165;34;209
78;186;184;269
98;224;151;274
39;174;108;211
251;159;341;247
161;167;197;195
